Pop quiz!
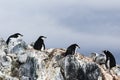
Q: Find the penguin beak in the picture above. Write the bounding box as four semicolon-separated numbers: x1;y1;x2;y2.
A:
41;36;47;39
21;34;23;36
43;36;47;38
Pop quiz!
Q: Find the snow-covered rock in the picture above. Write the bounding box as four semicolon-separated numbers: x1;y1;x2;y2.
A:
90;52;106;65
0;38;120;80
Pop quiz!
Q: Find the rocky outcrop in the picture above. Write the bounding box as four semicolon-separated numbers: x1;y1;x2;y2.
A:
0;38;120;80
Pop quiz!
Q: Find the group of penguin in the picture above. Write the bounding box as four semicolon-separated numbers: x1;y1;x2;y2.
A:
6;33;116;71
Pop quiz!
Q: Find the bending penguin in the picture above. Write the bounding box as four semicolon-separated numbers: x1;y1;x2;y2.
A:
6;33;23;45
103;50;116;70
33;36;46;51
64;44;80;56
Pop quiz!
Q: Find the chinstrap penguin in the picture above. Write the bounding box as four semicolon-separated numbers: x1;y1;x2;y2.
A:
64;44;80;56
103;50;116;69
6;33;23;45
33;36;46;51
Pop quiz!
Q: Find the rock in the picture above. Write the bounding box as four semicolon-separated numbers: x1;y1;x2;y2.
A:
19;57;38;80
17;53;28;63
0;38;120;80
0;50;12;75
7;37;27;54
0;38;8;53
90;52;106;65
58;55;102;80
11;41;27;54
113;66;120;76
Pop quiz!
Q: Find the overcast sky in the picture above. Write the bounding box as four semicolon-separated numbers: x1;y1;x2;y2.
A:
0;0;120;63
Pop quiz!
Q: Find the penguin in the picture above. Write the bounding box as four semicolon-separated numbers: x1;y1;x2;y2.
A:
33;36;46;51
64;44;80;56
6;33;23;45
103;50;116;69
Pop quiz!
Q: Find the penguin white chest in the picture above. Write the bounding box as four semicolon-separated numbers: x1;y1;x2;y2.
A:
107;57;110;69
41;45;44;51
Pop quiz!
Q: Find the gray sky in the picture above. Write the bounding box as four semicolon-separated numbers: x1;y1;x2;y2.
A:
0;0;120;63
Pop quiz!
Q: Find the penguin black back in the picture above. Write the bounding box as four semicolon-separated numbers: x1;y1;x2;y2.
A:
6;33;23;45
103;50;116;69
33;36;46;51
64;44;80;56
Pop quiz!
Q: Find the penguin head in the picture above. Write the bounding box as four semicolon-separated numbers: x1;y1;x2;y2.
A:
13;33;23;40
103;50;107;53
15;33;23;36
6;33;23;45
103;50;110;55
39;36;47;39
72;44;80;49
102;50;112;58
9;33;23;41
67;44;80;51
64;43;80;56
13;33;23;37
103;50;108;55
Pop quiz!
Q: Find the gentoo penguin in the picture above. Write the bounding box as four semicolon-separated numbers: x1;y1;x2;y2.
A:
64;44;80;56
103;50;116;69
6;33;23;45
33;36;46;51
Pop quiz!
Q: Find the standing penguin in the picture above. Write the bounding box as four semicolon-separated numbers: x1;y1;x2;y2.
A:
64;44;80;56
103;50;116;69
6;33;23;45
33;36;46;51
